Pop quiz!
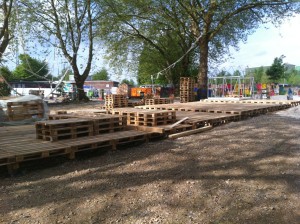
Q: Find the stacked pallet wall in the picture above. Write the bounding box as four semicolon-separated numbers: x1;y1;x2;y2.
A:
180;77;195;103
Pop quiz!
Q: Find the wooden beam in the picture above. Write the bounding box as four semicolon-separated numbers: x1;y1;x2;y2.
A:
125;125;165;134
169;117;189;128
168;126;213;139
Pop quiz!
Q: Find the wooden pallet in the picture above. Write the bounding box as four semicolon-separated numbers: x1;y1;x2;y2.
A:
134;110;176;126
6;100;44;121
175;111;241;128
145;98;173;105
35;118;94;141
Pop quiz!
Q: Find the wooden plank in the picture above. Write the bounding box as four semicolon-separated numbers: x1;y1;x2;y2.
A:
168;126;213;139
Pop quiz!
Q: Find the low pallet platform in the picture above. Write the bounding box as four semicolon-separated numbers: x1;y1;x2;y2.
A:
135;101;289;118
0;125;150;172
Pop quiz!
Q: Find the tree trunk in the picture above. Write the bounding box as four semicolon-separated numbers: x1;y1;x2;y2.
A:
73;69;89;101
75;79;89;101
198;38;209;99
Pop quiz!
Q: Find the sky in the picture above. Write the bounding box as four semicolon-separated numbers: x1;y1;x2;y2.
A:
219;14;300;73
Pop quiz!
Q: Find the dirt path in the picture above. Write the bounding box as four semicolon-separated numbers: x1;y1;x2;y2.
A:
0;105;299;224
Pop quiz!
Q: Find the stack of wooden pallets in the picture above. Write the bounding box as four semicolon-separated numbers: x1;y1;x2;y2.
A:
105;94;128;109
36;114;127;141
134;110;176;126
7;100;44;121
180;77;195;103
91;114;127;134
117;83;130;96
111;108;176;127
145;98;173;105
36;118;94;141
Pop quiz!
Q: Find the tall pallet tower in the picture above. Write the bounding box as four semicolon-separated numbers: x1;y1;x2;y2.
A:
180;77;195;103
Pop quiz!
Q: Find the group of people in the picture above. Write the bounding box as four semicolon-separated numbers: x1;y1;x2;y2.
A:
87;89;99;99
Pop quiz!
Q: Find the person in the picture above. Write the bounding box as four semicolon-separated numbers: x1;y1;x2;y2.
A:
197;84;206;101
287;87;293;100
194;84;199;101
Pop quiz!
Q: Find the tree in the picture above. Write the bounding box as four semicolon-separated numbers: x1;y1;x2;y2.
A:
13;54;51;81
0;66;13;81
21;0;101;101
97;0;198;86
266;56;285;82
253;67;265;83
0;82;10;96
121;78;135;86
0;66;12;96
233;70;242;77
0;0;14;63
286;69;300;86
97;0;299;99
57;67;73;81
92;68;110;80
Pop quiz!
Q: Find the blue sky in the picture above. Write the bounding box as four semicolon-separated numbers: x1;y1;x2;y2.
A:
220;14;300;73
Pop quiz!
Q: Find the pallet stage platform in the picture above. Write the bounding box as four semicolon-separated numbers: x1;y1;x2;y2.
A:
134;100;292;118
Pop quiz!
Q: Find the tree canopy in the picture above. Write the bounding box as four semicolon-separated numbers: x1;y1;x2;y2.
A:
12;54;51;81
92;68;110;80
120;78;135;86
97;0;198;85
266;56;286;82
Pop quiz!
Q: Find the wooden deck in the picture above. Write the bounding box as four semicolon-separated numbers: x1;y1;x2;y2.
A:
134;100;296;117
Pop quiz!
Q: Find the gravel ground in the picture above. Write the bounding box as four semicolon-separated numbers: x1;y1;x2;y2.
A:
0;103;299;224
